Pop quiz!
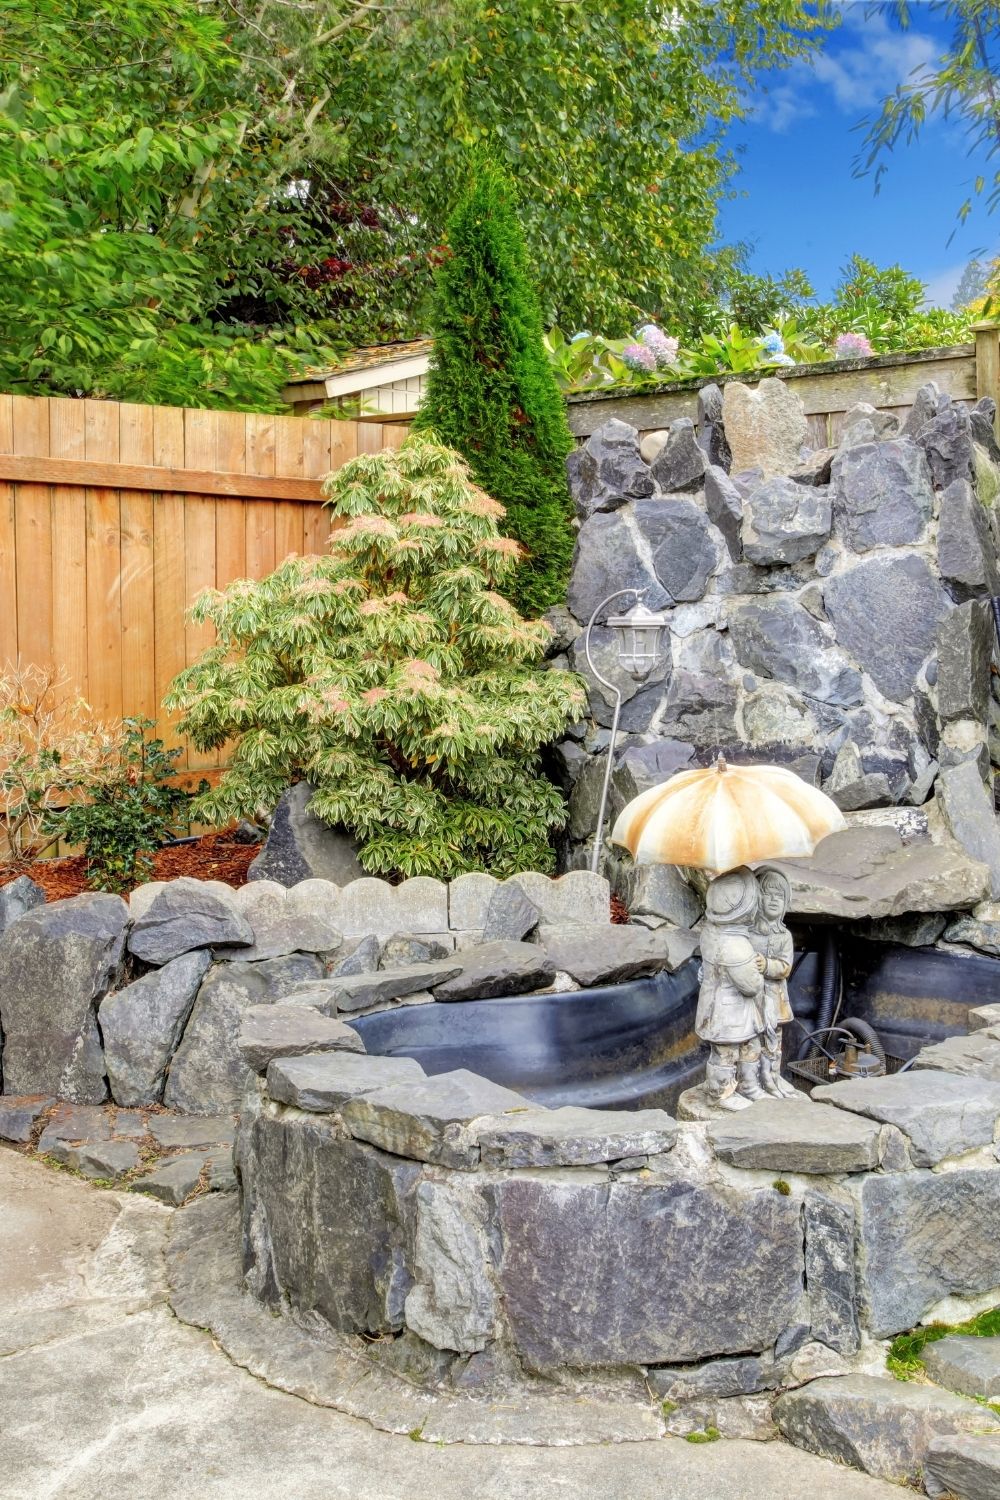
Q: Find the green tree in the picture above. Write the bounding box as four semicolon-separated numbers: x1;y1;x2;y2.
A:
953;256;992;308
165;437;586;878
857;2;1000;225
414;169;574;617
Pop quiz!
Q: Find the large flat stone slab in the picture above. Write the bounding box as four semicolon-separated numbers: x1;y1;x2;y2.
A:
858;1169;1000;1336
770;825;990;920
266;1052;424;1112
813;1071;1000;1165
342;1069;532;1168
0;1095;54;1144
539;925;697;986
163;954;324;1115
923;1336;1000;1399
326;961;461;1013
912;1031;1000;1081
925;1433;1000;1500
707;1098;881;1174
494;1173;803;1371
431;942;555;1002
238;1004;364;1072
476;1106;678;1168
775;1374;999;1486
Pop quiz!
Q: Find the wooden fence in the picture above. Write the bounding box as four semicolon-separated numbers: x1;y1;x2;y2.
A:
0;395;407;781
566;323;1000;447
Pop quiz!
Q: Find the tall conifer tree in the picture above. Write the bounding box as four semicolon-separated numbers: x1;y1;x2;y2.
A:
415;167;574;616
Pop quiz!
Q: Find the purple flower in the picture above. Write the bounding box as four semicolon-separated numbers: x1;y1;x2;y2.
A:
622;342;657;373
835;332;874;359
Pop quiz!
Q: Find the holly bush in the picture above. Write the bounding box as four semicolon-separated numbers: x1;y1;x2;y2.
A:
165;436;586;878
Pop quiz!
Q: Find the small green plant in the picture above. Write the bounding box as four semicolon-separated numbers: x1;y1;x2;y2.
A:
772;1179;791;1196
56;718;198;893
887;1305;1000;1380
661;1399;678;1415
166;436;586;880
684;1427;721;1444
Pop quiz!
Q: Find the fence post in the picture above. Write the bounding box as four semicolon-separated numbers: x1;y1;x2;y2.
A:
972;322;1000;432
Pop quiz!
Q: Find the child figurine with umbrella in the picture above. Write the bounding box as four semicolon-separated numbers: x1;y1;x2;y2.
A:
611;755;845;1112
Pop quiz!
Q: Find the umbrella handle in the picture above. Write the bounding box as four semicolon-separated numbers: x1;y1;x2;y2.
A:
585;589;641;875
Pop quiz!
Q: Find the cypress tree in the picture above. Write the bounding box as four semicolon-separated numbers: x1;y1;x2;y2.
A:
415;166;575;617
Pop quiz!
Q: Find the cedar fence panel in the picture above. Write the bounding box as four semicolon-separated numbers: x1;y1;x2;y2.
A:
0;394;403;783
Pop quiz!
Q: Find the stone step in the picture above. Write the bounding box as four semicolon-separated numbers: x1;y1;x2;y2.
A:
922;1336;1000;1400
924;1433;1000;1499
774;1374;1000;1486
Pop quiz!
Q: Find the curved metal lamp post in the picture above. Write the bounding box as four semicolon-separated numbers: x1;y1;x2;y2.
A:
584;590;669;873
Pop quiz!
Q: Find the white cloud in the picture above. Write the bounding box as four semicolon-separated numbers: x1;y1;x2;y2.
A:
750;4;939;133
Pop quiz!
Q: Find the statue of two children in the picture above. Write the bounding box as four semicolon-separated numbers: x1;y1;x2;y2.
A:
695;865;799;1111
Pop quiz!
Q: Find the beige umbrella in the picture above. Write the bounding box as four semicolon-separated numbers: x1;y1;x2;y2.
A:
611;754;845;875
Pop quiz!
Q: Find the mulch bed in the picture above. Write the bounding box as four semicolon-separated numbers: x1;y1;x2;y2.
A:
0;831;259;902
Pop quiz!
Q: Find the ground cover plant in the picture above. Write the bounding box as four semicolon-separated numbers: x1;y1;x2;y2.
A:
414;167;574;617
165;437;586;879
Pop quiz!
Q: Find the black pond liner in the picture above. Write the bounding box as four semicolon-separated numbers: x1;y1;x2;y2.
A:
351;938;1000;1115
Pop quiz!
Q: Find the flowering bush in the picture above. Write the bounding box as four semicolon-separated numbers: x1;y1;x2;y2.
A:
166;436;586;880
622;341;657;373
834;331;875;359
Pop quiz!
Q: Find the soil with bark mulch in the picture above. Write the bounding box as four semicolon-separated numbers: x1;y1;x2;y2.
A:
0;831;260;903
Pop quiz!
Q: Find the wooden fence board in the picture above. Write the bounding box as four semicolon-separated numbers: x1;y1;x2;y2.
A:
50;401;88;704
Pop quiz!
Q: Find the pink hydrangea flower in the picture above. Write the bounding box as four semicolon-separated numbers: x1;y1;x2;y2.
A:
835;332;874;359
638;323;680;368
622;342;657;373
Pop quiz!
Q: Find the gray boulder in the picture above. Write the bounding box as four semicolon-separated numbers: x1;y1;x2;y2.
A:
330;934;381;976
100;949;211;1106
431;941;555;1002
824;742;892;812
634;496;718;601
804;1192;860;1355
938;477;1000;598
937;598;994;726
493;1173;803;1370
944;904;1000;955
237;1003;365;1072
824;553;952;703
775;1375;998;1486
0;893;127;1103
247;782;365;887
569;624;671;731
813;1070;1000;1166
619;861;702;928
378;933;451;968
568;419;654;518
236;1098;421;1334
539;924;698;986
727;597;863;705
128;878;252;964
404;1178;497;1353
911;1031;1000;1080
741;476;831;565
831;440;934;552
37;1101;111;1154
938;759;1000;898
770;824;990;920
902;380;948;436
71;1139;140;1181
342;1068;534;1168
704;464;743;561
649;417;707;492
482;881;540;943
163;953;324;1114
476;1105;677;1168
214;910;342;964
917;404;976;489
858;1168;1000;1335
0;875;45;940
696;382;731;470
925;1434;1000;1500
567;508;669;623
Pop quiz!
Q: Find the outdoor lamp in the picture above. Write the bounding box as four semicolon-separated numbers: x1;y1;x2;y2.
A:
583;589;670;873
606;601;670;680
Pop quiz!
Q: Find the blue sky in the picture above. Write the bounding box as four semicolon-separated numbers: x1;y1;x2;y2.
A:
718;1;997;305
